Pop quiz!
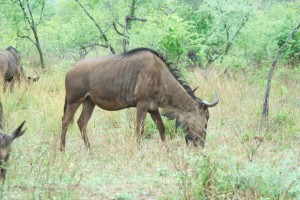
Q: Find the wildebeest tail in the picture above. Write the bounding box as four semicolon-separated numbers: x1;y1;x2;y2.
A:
63;96;67;114
63;96;74;123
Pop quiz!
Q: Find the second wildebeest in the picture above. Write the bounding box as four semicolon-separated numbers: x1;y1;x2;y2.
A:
0;121;26;183
0;46;39;88
60;48;219;151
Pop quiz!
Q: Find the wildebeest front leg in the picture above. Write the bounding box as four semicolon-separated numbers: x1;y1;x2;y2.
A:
149;110;166;142
136;103;148;146
60;102;81;151
77;98;95;149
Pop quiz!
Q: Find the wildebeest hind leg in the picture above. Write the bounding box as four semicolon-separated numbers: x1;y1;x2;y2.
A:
149;110;166;142
136;103;148;147
60;102;81;151
77;98;95;149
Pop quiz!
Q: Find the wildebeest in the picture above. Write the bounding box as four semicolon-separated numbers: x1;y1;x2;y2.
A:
60;48;219;151
0;46;39;88
0;121;26;182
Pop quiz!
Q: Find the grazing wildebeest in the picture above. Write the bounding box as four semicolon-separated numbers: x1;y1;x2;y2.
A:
0;121;26;182
162;85;206;146
60;48;219;151
0;46;39;88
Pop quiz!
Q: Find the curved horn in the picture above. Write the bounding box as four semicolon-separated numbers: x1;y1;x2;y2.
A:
201;91;219;107
27;70;40;82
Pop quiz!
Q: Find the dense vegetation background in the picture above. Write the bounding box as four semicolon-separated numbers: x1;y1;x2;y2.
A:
1;0;300;68
0;0;299;199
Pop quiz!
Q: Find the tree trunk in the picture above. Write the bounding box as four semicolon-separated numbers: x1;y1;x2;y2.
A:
123;0;136;52
260;21;300;128
75;0;116;54
16;0;46;68
32;27;45;68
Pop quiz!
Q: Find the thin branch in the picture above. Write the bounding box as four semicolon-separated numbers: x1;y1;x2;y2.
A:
223;12;249;58
79;43;108;50
126;0;136;30
75;0;115;54
37;0;45;25
231;13;249;42
126;16;147;22
26;0;35;29
17;0;32;28
103;23;113;35
17;34;36;45
107;2;124;28
261;21;300;122
204;1;224;14
15;0;45;68
113;22;128;37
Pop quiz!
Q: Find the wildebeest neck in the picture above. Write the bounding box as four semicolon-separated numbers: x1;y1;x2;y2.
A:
160;70;197;112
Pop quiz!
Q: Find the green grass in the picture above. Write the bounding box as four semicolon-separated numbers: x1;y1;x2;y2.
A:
0;65;299;199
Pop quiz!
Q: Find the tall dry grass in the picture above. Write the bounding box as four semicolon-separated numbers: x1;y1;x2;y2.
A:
0;64;299;199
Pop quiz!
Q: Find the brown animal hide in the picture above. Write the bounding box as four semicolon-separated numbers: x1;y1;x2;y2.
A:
60;48;218;150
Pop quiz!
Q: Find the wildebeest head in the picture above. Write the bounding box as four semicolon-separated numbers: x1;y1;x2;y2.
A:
164;85;219;147
0;121;26;180
182;92;219;147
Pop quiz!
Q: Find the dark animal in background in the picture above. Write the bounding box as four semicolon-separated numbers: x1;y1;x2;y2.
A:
0;46;39;88
0;121;26;182
60;48;219;151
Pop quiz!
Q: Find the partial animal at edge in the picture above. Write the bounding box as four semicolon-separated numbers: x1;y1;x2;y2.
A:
0;46;39;89
0;121;26;183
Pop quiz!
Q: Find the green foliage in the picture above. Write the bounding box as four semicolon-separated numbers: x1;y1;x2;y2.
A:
129;11;203;62
215;55;248;70
1;0;299;68
273;111;291;127
277;30;300;66
114;193;134;200
237;161;300;198
178;0;252;65
174;152;300;199
235;1;300;67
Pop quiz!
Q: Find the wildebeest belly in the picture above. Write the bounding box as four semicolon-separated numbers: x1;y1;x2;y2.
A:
86;65;139;110
92;98;136;111
88;84;137;111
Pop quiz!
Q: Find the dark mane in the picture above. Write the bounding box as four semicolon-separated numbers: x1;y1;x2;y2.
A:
121;47;167;63
168;64;200;101
121;48;199;101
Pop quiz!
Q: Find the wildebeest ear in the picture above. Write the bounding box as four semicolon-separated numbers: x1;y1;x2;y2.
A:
10;121;26;140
